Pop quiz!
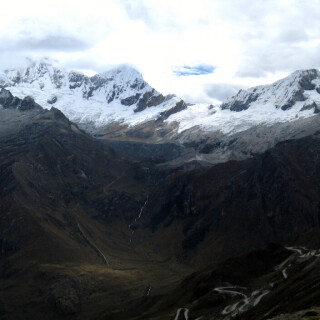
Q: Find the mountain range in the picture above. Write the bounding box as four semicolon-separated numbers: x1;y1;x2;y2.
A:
2;60;320;165
0;60;320;320
1;60;320;135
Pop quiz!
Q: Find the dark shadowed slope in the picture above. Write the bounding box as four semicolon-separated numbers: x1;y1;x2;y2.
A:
0;92;190;320
1;88;320;319
135;134;320;268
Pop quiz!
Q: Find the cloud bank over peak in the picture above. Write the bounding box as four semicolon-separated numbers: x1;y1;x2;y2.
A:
0;0;319;103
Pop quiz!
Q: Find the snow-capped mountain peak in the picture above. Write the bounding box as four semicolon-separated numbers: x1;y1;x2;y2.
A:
166;68;320;135
0;59;182;127
1;60;320;137
221;68;320;112
2;58;62;85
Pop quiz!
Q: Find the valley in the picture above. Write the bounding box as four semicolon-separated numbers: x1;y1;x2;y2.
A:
0;62;319;320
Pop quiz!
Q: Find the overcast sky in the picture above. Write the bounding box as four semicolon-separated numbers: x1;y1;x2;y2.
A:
0;0;319;103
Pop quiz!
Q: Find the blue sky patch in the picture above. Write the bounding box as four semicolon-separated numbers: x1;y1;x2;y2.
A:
174;64;216;76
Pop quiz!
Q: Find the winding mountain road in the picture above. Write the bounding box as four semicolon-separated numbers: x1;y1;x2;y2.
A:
277;246;320;279
171;246;320;320
174;308;189;320
213;286;270;317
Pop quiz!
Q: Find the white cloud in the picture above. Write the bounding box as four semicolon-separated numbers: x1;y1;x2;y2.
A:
0;0;319;103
